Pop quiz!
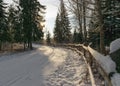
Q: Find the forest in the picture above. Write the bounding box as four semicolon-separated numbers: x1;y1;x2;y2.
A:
52;0;120;54
0;0;45;51
0;0;120;54
0;0;120;85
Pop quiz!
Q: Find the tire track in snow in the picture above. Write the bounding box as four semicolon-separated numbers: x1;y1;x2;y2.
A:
3;72;30;86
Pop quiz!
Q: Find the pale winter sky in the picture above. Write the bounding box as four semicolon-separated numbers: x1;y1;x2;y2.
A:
40;0;59;37
4;0;60;38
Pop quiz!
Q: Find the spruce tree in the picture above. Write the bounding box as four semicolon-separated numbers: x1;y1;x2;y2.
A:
73;29;82;43
59;0;71;43
88;0;120;50
73;29;77;43
103;0;120;45
13;7;23;43
7;5;17;50
0;0;8;50
19;0;45;49
46;31;51;45
54;13;62;43
54;0;71;43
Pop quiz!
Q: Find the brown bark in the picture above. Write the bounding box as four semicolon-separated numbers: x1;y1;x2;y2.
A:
83;0;87;42
95;0;105;54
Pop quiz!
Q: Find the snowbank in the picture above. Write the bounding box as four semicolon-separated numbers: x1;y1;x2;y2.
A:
110;38;120;53
109;38;120;86
88;46;120;86
111;73;120;86
88;46;116;74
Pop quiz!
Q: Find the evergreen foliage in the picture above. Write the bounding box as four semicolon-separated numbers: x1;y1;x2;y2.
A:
54;0;71;43
103;0;120;45
73;29;82;43
88;0;120;48
46;31;51;45
0;0;45;51
0;0;8;50
60;0;71;43
54;13;62;43
8;5;20;43
19;0;45;49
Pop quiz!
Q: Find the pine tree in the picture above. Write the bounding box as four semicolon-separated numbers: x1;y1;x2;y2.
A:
0;0;8;50
102;0;120;45
19;0;45;49
7;5;17;50
88;0;120;52
73;29;82;43
13;6;23;43
73;29;77;43
59;0;71;43
46;31;51;45
54;13;62;43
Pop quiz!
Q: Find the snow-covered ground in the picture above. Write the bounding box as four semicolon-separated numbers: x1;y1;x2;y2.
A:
0;45;90;86
88;38;120;86
45;49;90;86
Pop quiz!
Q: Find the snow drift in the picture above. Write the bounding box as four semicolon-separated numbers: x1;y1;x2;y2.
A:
110;38;120;53
88;46;116;74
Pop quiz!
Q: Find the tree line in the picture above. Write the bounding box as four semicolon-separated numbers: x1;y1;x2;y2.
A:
0;0;45;50
53;0;120;54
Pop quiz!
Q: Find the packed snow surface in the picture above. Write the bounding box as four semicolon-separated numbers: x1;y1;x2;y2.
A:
110;38;120;53
0;45;89;86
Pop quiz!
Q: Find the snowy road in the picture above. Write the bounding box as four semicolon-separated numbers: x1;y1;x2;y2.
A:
0;45;88;86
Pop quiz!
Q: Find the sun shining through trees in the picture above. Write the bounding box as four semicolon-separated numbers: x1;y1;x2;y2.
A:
0;0;120;86
0;0;120;53
0;0;46;50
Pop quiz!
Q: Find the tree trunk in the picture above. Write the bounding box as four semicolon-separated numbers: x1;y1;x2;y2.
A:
95;0;105;54
28;41;30;48
0;41;2;51
100;27;105;54
10;42;13;52
30;41;33;50
28;38;32;50
83;0;87;42
24;41;26;51
77;0;83;43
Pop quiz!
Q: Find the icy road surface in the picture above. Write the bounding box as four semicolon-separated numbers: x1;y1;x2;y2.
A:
0;45;88;86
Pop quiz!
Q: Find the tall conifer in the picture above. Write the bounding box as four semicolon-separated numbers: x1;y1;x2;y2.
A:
0;0;8;50
19;0;45;49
